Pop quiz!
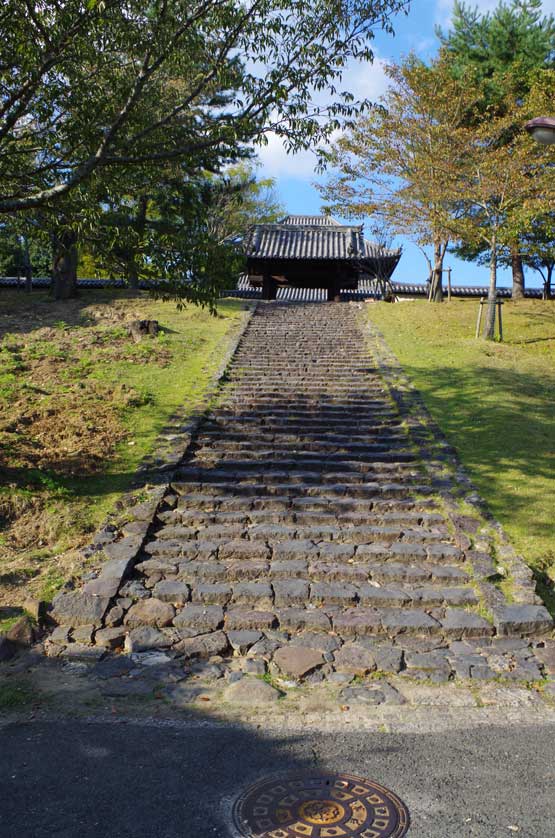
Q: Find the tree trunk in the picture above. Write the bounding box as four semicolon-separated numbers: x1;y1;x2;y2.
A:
23;237;32;293
428;239;444;302
128;262;139;290
483;238;497;341
511;246;525;300
128;195;148;289
544;265;553;300
51;230;78;299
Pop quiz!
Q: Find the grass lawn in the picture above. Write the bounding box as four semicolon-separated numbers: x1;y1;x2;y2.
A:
366;298;555;587
0;289;245;616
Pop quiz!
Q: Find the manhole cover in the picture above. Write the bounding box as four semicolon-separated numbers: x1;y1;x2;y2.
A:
232;773;410;837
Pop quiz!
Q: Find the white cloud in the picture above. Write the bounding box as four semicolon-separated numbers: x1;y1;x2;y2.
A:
256;54;391;179
338;54;391;102
413;36;436;57
256;134;320;179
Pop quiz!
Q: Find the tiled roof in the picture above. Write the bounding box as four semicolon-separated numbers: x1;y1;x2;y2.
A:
363;239;400;260
244;224;365;260
244;216;401;262
279;215;341;226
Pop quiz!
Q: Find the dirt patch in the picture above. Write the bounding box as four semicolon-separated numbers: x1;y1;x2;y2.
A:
0;292;173;602
1;295;171;472
0;290;244;612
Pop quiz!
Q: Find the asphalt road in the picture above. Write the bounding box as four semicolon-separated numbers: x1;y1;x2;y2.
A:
1;717;554;837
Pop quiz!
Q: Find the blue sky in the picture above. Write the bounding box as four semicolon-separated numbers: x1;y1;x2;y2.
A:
256;0;555;289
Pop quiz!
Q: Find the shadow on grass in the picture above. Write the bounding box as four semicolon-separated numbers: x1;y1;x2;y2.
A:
0;464;144;498
504;304;555;345
0;288;152;340
0;287;235;342
0;605;24;622
510;336;555;346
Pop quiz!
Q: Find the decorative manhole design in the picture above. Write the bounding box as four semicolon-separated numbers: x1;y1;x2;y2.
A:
232;773;410;837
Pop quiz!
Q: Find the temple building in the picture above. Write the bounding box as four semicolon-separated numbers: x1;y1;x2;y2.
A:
242;215;401;300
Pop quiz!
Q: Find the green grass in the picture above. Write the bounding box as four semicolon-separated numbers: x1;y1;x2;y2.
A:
0;681;34;710
0;614;22;633
63;298;245;526
366;299;555;577
0;289;245;603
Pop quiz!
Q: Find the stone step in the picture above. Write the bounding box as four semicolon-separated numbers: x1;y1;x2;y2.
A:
172;478;427;496
191;450;416;463
196;435;408;448
199;426;407;444
223;392;389;400
170;492;438;513
230;377;383;381
153;523;450;547
173;479;422;498
222;393;392;402
202;421;404;433
187;454;418;469
188;462;421;477
189;463;418;480
117;596;493;640
142;535;463;564
135;577;478;611
210;409;398;421
133;555;475;596
140;559;471;588
159;507;447;530
167;481;433;499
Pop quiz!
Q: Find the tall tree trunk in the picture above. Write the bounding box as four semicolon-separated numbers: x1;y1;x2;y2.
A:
52;230;78;299
428;239;444;302
483;237;497;341
128;262;139;290
128;195;148;289
544;265;553;300
511;246;525;300
23;236;32;293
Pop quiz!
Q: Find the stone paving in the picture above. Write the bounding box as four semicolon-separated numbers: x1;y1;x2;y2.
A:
41;302;554;702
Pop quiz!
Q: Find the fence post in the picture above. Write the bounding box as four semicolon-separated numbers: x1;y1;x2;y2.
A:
475;297;484;338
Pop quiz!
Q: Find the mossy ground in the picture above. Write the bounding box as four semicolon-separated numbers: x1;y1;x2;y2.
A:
366;298;555;586
0;289;244;607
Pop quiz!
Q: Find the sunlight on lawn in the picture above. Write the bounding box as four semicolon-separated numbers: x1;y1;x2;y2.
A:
367;299;555;573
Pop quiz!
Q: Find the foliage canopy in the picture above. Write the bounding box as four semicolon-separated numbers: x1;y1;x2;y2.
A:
0;0;408;213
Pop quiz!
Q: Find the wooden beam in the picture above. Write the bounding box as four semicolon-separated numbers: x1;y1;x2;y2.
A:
262;273;277;300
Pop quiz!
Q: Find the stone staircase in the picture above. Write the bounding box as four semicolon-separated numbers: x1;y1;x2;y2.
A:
49;303;553;685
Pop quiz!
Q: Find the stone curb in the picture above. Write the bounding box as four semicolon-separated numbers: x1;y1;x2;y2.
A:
360;307;553;637
48;302;258;632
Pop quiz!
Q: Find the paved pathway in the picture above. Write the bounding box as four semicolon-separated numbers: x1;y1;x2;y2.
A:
2;717;555;837
45;302;553;692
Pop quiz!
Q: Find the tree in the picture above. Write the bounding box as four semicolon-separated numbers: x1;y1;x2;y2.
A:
519;215;555;298
515;68;555;299
438;0;555;298
82;162;283;299
362;217;400;298
318;56;470;301
0;0;407;214
145;176;249;310
441;100;551;339
203;163;284;242
0;218;51;288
